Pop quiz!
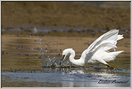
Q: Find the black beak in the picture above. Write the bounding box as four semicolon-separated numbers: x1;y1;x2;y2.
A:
59;55;65;65
61;55;65;61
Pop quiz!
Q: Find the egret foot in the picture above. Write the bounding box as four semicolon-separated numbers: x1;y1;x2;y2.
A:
106;65;116;70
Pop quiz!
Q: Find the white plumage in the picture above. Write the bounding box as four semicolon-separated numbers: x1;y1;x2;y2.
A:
62;29;124;68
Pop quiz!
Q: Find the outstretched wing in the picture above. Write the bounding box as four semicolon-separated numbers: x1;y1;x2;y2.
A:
117;35;124;41
86;29;119;53
82;29;123;65
93;40;117;52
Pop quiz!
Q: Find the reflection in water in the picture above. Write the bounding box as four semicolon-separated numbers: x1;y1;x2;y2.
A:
2;68;130;87
60;68;130;87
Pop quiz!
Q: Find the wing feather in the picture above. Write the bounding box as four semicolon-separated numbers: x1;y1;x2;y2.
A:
82;29;123;65
86;29;119;53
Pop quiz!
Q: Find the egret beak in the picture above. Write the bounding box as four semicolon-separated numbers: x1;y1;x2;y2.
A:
61;55;65;61
60;55;66;65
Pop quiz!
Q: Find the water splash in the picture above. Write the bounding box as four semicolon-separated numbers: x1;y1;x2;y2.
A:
36;36;72;68
41;51;64;67
41;50;72;68
41;52;47;66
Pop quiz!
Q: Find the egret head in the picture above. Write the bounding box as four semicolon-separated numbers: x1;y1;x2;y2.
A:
61;48;73;64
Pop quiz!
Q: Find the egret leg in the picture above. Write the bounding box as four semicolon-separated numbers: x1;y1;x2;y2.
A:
96;59;108;66
96;59;115;70
106;64;115;70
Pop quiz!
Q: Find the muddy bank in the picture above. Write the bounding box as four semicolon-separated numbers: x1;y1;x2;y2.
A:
2;2;130;30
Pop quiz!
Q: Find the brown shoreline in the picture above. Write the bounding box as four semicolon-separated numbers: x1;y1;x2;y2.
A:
2;2;130;30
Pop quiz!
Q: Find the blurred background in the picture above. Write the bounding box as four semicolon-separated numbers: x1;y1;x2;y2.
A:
1;1;131;87
1;1;130;37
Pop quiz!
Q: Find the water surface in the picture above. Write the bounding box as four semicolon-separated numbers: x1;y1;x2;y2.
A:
1;34;130;87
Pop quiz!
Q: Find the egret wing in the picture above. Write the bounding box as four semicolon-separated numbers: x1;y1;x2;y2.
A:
93;40;117;52
117;35;124;40
83;29;120;64
86;29;119;53
83;40;117;65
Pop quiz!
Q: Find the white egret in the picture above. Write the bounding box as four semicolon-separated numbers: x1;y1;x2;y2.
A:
61;29;124;69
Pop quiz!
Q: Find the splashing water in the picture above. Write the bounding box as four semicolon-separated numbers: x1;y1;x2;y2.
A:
41;51;70;68
38;37;70;68
41;52;47;66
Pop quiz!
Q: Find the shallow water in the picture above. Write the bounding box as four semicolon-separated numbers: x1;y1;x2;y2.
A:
1;68;130;87
1;34;130;87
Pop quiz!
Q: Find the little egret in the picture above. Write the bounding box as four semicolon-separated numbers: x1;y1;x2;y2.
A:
61;29;124;69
